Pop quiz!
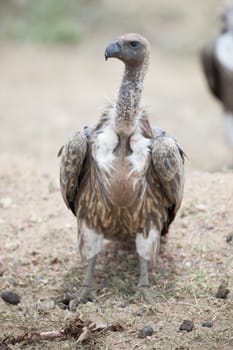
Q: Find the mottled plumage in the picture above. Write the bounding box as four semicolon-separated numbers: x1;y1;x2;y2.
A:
200;3;233;146
59;33;185;308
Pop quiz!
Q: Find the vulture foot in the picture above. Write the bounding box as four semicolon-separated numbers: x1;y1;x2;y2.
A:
131;286;156;304
130;256;156;304
68;286;95;311
68;255;97;311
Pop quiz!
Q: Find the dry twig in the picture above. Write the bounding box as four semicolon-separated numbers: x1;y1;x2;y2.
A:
0;314;124;347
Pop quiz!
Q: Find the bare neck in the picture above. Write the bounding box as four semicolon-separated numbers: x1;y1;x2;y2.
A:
115;58;148;136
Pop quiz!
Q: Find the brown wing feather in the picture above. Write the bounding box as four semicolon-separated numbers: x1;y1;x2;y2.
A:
152;135;185;234
59;131;88;215
200;41;221;100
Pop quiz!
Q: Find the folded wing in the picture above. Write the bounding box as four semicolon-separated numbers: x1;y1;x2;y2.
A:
200;41;221;101
58;131;88;215
152;135;185;234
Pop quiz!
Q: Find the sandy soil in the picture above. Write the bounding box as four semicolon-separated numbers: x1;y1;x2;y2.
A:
0;155;232;349
0;35;233;349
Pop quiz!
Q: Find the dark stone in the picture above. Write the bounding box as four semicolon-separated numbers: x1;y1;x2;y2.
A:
1;290;20;305
215;283;230;299
61;294;71;305
226;232;233;244
179;319;194;332
138;325;154;338
202;321;213;328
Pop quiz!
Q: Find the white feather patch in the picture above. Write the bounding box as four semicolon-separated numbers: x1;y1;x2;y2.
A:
216;32;233;71
93;122;118;173
136;230;160;261
128;127;151;174
79;222;103;260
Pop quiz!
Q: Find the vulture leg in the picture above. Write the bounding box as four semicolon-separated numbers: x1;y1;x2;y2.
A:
132;257;156;304
138;256;149;286
83;255;97;287
68;226;104;310
69;256;97;311
133;231;160;303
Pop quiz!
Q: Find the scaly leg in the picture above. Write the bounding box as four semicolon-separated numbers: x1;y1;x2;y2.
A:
134;229;160;303
69;255;97;311
68;223;103;311
134;256;155;303
138;256;149;287
83;255;96;287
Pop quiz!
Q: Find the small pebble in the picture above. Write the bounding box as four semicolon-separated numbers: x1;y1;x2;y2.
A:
61;294;71;306
179;319;194;332
136;306;147;316
226;232;233;245
1;290;21;305
215;282;230;299
202;321;213;328
0;266;5;277
138;325;154;338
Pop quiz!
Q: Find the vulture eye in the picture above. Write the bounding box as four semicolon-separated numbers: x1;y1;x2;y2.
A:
130;41;138;47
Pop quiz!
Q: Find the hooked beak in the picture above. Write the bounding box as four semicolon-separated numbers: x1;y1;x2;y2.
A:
104;40;122;61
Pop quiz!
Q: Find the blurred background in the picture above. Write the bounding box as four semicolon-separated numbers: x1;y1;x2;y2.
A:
0;0;231;172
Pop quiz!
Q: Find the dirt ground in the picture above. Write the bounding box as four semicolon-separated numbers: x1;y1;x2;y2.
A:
0;156;233;350
0;22;233;350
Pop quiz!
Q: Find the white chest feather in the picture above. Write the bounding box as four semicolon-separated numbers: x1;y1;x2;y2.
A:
93;123;118;173
216;32;233;71
93;119;151;175
127;129;151;174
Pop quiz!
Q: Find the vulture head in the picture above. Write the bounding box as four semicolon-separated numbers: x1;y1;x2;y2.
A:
221;3;233;32
105;33;150;65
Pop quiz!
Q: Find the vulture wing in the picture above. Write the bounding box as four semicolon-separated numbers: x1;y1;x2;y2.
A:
200;41;221;100
152;135;185;234
58;130;90;215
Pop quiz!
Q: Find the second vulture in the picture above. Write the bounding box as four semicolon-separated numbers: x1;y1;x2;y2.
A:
200;3;233;147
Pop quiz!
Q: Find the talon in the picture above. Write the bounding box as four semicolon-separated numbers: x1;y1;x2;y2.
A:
67;286;96;311
132;286;156;304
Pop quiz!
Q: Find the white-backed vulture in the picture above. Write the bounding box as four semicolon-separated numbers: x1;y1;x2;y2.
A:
59;33;185;309
200;3;233;146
